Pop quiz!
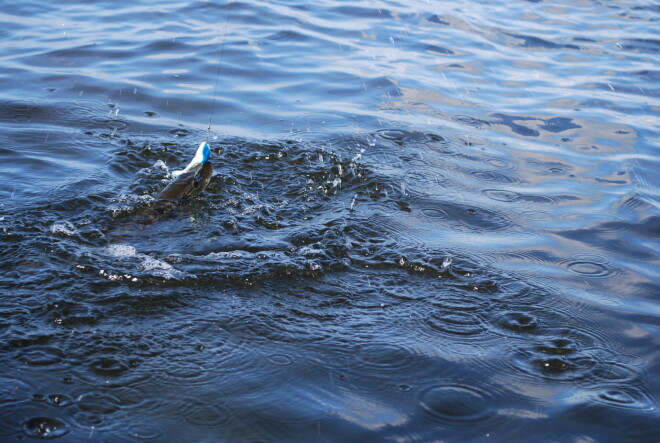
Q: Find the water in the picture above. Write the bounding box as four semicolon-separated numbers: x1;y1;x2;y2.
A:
1;0;658;441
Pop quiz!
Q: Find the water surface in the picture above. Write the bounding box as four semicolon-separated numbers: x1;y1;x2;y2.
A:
1;0;659;441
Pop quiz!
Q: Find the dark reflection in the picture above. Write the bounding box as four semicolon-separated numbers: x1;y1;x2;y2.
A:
489;113;581;137
504;32;580;50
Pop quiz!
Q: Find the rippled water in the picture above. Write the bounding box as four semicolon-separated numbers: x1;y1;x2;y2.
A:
1;0;659;441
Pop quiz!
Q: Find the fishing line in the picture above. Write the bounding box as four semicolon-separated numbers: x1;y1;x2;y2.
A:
206;0;233;142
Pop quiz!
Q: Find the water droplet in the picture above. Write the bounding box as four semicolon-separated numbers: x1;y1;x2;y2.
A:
47;393;74;407
22;417;70;439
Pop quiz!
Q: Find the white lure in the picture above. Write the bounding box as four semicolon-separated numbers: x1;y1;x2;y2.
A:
172;141;211;177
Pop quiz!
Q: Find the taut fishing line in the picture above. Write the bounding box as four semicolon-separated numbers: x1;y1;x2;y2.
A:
206;0;233;142
170;1;232;178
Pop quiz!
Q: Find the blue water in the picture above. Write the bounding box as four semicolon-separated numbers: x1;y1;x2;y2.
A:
1;0;659;441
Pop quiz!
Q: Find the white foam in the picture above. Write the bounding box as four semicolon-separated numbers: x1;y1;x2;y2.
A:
107;244;137;257
50;222;77;236
138;255;175;271
152;159;168;170
103;244;185;280
299;247;323;257
205;251;245;259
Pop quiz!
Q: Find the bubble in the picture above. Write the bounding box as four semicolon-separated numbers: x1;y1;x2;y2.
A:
142;111;159;118
420;384;491;423
47;394;74;407
22;416;70;439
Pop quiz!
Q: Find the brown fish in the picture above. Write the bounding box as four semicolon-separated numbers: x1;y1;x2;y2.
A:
137;161;213;224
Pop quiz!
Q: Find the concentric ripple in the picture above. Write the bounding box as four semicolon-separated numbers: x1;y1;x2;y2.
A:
15;346;66;367
182;399;234;427
490;310;540;334
561;254;620;279
424;308;488;337
483;189;522;203
419;384;493;424
354;342;417;372
592;386;657;411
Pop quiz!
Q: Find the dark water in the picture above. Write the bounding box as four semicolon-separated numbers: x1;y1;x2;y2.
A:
1;0;659;441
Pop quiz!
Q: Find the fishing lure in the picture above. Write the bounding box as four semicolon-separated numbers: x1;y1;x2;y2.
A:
172;141;211;177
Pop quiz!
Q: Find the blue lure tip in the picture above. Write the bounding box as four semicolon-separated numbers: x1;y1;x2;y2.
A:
201;142;211;164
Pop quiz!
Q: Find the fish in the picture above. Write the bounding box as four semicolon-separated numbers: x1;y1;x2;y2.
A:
136;142;213;224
